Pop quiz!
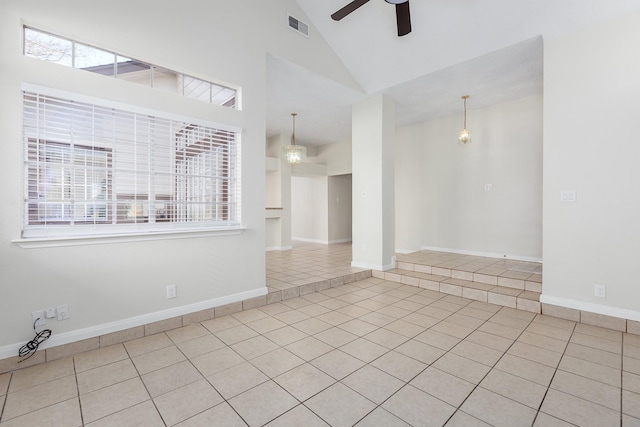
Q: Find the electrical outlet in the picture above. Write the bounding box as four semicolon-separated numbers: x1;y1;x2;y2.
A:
32;310;45;328
167;284;177;299
45;307;56;319
594;284;606;298
57;304;70;320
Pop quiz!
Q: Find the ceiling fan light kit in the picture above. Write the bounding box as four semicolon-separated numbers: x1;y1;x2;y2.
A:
331;0;412;37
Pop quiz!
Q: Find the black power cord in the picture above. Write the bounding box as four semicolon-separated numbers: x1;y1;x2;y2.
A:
18;318;51;363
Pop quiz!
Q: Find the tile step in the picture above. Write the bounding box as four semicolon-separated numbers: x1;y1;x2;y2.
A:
374;268;542;313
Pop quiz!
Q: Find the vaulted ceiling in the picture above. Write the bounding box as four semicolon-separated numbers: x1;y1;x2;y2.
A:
266;0;640;146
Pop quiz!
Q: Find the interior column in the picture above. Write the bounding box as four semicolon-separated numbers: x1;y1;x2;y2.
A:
266;133;292;250
278;133;293;250
351;94;396;270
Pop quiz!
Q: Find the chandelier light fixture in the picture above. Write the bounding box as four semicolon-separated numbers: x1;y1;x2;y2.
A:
458;95;471;144
283;112;306;165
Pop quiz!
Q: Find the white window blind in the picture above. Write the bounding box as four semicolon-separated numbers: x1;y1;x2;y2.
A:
22;91;241;238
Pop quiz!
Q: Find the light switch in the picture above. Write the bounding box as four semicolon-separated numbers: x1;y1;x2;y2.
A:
560;190;577;203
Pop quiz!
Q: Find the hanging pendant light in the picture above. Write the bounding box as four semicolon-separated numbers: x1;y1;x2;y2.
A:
283;112;306;165
458;95;471;144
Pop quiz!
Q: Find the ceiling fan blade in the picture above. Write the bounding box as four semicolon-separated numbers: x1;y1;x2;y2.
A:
331;0;371;21
395;1;412;36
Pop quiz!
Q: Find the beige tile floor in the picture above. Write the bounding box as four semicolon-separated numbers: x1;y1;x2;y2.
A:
396;250;543;276
266;242;367;292
1;243;639;426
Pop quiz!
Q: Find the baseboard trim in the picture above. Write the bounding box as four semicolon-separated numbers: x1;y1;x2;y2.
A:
291;238;351;245
266;245;293;251
0;287;267;361
291;237;332;245
394;248;417;255
352;261;395;271
540;294;640;322
328;238;352;244
420;245;542;263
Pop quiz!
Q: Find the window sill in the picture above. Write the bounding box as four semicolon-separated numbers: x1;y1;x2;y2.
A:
13;227;246;249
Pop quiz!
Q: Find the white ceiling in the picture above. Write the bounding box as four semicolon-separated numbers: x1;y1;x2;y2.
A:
266;0;640;146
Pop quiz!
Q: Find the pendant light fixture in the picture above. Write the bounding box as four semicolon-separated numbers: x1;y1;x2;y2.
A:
458;95;471;144
283;112;306;165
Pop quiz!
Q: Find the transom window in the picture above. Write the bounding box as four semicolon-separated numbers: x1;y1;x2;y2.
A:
23;27;238;108
22;90;241;238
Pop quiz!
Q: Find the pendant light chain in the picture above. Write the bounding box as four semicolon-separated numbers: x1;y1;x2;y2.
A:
463;96;467;129
458;95;471;144
291;113;297;145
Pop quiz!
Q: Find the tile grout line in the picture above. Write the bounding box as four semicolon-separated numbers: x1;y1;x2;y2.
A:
528;320;577;426
175;325;261;426
0;372;12;423
292;279;428;426
341;287;467;426
71;358;86;427
233;279;433;426
214;294;620;427
201;314;323;426
436;305;541;425
337;286;504;425
122;334;169;427
620;334;625;427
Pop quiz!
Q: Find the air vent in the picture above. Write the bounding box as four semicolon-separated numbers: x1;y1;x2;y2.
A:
288;14;309;37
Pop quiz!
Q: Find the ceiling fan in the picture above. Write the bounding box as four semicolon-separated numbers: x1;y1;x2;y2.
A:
331;0;412;37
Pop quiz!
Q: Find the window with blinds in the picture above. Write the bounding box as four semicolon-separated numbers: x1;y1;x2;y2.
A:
22;91;241;238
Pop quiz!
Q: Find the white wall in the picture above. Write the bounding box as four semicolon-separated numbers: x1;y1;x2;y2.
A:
328;175;353;243
288;143;353;245
0;0;355;358
291;174;352;245
542;10;640;319
395;126;427;253
395;95;543;260
311;139;353;176
291;176;329;242
266;136;282;208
